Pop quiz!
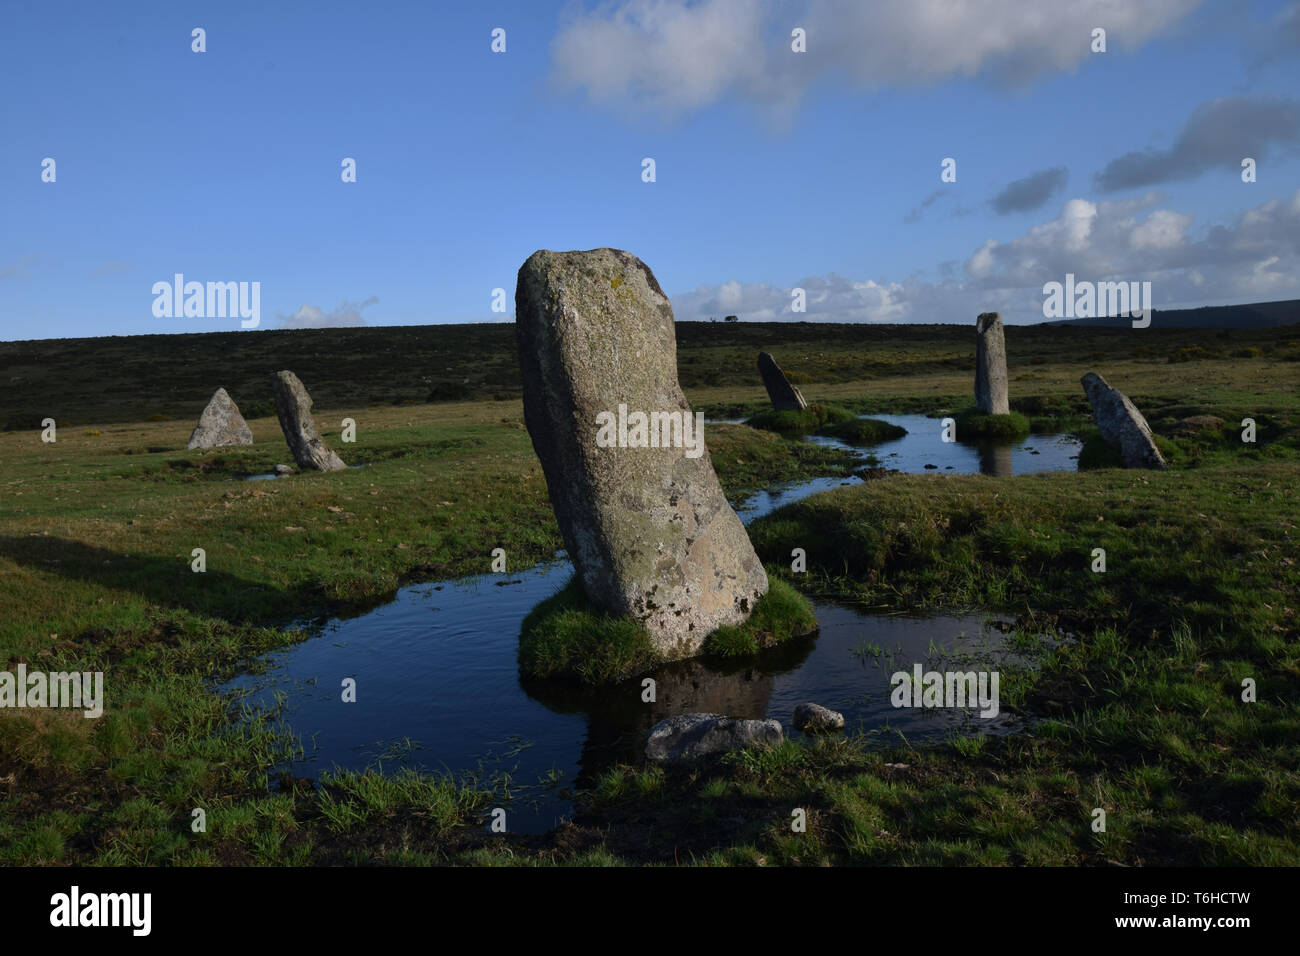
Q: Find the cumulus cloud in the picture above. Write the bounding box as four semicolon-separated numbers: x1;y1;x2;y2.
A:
671;190;1300;324
990;167;1068;214
1095;95;1300;191
277;296;378;329
551;0;1201;119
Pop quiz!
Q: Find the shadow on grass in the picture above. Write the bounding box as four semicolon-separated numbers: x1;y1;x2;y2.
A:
0;534;292;621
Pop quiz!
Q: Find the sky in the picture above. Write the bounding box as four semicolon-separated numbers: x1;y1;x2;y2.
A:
1;0;1298;340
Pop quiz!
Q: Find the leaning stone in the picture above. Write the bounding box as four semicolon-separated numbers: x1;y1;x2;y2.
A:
757;351;808;411
186;388;253;449
793;702;845;733
974;312;1010;415
645;713;783;764
515;248;768;659
1081;372;1166;469
270;371;346;472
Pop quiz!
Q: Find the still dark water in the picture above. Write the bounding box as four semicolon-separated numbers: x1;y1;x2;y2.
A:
222;558;1039;833
731;413;1080;520
222;413;1073;833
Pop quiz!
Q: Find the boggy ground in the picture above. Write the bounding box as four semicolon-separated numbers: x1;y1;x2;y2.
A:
0;323;1297;865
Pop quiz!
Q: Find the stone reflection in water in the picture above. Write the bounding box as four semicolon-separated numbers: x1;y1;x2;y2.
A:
978;443;1014;477
521;635;815;784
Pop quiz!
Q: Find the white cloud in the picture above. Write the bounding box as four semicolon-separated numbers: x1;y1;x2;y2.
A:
551;0;1202;119
1130;210;1193;250
277;296;377;329
670;189;1300;323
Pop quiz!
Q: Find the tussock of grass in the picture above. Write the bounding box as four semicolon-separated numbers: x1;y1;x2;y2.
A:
953;408;1031;441
518;578;661;684
519;572;818;681
746;403;855;436
819;417;907;446
702;577;818;657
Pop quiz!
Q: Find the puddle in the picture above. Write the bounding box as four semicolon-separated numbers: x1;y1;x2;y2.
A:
805;414;1081;478
222;560;1047;834
221;414;1070;833
723;413;1080;520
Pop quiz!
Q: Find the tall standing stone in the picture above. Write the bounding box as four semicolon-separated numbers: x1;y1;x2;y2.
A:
757;352;808;411
186;387;253;449
975;312;1010;415
270;371;346;472
1081;372;1167;469
515;248;768;659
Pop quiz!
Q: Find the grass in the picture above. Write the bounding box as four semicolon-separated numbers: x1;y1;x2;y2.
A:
746;402;856;436
517;577;661;684
953;408;1032;440
2;321;1298;865
700;578;818;657
519;573;818;682
818;417;908;446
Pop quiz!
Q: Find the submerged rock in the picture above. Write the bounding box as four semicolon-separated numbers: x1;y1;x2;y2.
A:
757;351;808;411
186;387;253;449
793;702;845;733
1081;372;1166;469
645;712;783;764
514;248;767;660
270;370;346;472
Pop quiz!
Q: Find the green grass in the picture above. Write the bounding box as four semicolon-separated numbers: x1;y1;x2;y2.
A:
953;408;1032;440
518;577;662;684
700;577;818;657
519;572;819;682
746;402;856;436
818;417;908;446
2;322;1298;866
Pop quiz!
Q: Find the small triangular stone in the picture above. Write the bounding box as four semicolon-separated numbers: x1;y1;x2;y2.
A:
186;388;253;449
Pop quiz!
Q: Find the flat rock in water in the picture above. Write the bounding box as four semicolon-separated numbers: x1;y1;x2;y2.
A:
270;371;346;472
974;312;1010;415
645;713;784;764
1081;372;1166;469
514;248;768;659
793;702;845;733
186;387;253;449
757;351;808;411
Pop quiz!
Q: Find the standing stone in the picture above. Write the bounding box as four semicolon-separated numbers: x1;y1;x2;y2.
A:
270;371;346;472
186;387;253;449
974;312;1010;415
1081;372;1166;469
515;248;768;659
757;352;808;411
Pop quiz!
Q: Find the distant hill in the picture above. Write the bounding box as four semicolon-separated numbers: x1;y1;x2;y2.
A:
1044;298;1300;329
3;320;1297;429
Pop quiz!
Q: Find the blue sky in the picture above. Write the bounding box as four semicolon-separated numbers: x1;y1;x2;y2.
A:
2;0;1298;339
